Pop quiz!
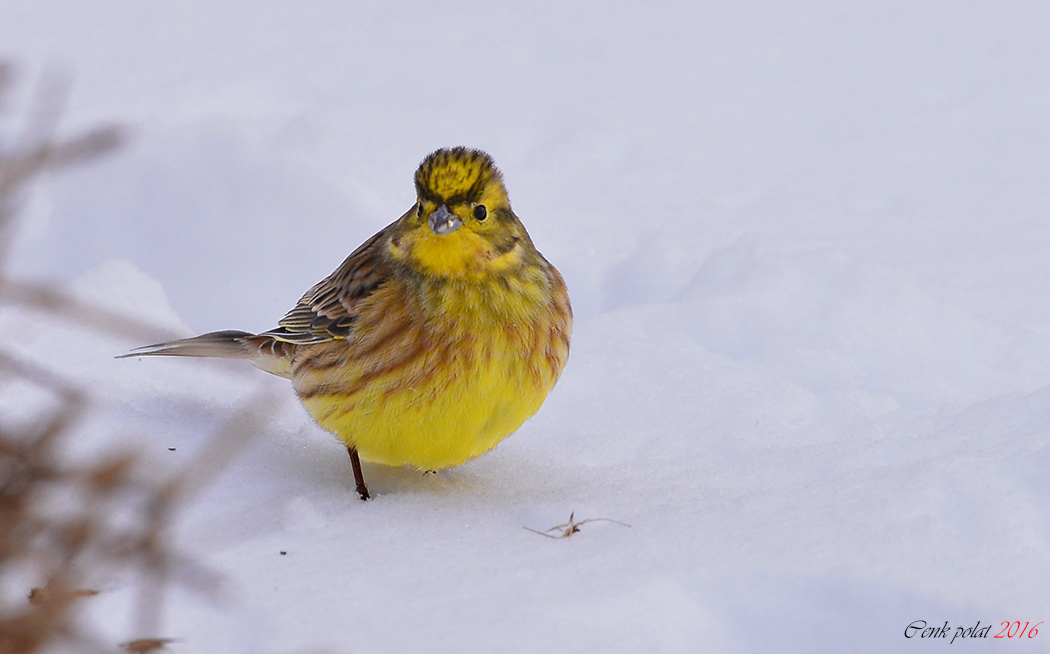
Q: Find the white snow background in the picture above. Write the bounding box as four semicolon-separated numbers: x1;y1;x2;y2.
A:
2;1;1049;652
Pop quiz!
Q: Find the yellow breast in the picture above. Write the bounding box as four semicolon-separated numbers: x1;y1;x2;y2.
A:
289;273;571;469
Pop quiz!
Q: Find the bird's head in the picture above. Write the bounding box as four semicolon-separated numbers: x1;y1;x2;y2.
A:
389;147;533;280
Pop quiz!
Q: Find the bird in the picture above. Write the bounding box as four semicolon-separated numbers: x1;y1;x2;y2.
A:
122;147;572;500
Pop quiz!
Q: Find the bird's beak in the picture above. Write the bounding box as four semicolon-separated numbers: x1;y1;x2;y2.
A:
427;204;462;235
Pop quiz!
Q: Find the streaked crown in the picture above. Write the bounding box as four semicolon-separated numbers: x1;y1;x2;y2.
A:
414;147;506;206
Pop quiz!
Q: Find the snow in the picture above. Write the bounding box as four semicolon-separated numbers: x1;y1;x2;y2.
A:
2;1;1050;652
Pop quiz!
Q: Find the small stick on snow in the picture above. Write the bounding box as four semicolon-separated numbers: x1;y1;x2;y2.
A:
524;512;631;539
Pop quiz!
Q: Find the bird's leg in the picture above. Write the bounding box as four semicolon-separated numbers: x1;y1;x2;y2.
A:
347;446;370;501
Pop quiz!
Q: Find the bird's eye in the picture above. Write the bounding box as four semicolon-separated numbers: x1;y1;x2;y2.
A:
416;203;424;217
473;205;487;221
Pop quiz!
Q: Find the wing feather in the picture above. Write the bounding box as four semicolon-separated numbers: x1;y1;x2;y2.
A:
262;221;397;345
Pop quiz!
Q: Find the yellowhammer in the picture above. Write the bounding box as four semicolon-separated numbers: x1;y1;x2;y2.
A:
123;147;572;500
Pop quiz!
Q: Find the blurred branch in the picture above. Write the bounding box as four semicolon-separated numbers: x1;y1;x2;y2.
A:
0;280;177;344
0;124;125;193
0;60;263;654
0;62;126;272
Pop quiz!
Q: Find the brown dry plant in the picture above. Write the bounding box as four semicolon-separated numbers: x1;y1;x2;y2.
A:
0;62;271;654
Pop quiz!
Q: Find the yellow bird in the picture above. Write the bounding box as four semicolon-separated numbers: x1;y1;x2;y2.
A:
123;147;572;500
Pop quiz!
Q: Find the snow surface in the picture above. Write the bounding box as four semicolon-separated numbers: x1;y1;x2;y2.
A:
2;1;1050;652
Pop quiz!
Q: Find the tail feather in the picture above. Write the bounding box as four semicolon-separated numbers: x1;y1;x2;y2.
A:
118;330;255;359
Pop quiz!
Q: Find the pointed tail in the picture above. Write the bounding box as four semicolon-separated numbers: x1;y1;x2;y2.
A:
118;330;255;360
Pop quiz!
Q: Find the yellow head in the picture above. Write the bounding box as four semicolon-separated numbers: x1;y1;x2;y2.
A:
389;147;535;280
